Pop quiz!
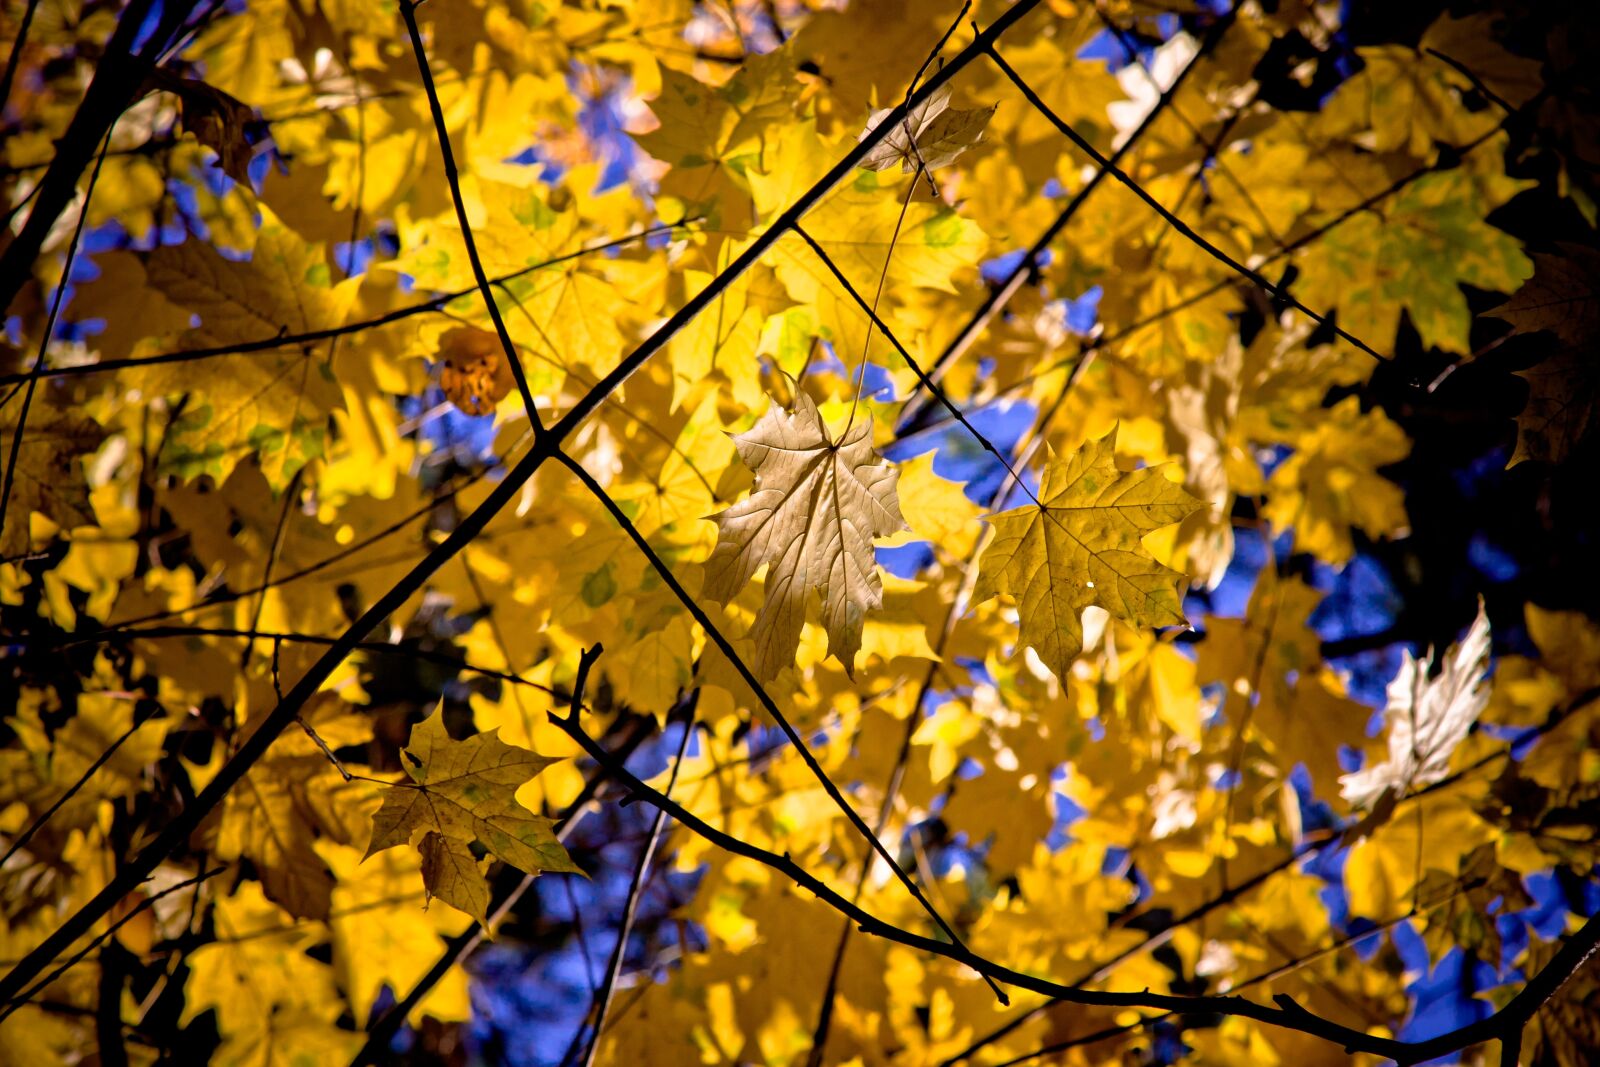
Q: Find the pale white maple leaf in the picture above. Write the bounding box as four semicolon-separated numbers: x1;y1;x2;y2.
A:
702;393;907;680
858;85;997;174
1339;600;1492;813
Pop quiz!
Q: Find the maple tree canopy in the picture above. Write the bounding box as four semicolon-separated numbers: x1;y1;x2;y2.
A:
3;0;1600;1065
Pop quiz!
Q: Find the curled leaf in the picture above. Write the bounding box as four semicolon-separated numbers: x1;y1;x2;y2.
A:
438;327;515;416
1340;600;1492;821
150;69;259;185
858;86;996;174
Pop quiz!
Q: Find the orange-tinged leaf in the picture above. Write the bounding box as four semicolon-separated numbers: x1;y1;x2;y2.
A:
437;326;515;416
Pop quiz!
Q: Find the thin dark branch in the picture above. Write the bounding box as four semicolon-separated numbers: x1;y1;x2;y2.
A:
895;4;1236;432
942;686;1600;1065
1098;7;1279;244
401;0;541;420
575;680;695;1067
984;40;1387;363
58;624;564;698
1500;1023;1523;1067
1;129;111;548
1320;626;1406;659
93;451;509;631
0;707;162;869
1425;49;1517;115
0;221;689;390
0;867;227;1018
352;712;658;1064
554;448;1009;1004
0;0;41;113
0;0;1047;1006
807;666;941;1067
239;469;304;671
94;941;128;1067
896;0;972;197
550;705;1600;1065
895;100;1530;446
792;222;1034;503
982;876;1485;1067
938;844;1313;1065
0;0;189;313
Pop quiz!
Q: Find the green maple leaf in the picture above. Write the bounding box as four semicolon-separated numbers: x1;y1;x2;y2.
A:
365;710;579;922
1294;170;1531;355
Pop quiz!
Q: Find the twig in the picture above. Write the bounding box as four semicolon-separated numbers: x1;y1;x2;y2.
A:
814;351;1097;1061
297;718;352;781
984;40;1387;362
1;127;112;548
550;702;1600;1065
554;449;1009;1003
983;877;1482;1067
239;469;304;672
0;0;1049;1007
400;0;542;421
0;221;691;390
895;4;1237;431
571;676;696;1067
794;222;1037;506
0;867;227;1018
0;705;161;869
0;0;41;113
0;0;199;313
894;101;1530;445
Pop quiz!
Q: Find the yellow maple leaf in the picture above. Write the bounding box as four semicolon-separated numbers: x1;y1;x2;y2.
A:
1262;396;1410;564
216;698;369;921
321;843;472;1026
973;429;1202;679
181;882;340;1036
886;451;984;558
0;401;104;557
126;210;356;487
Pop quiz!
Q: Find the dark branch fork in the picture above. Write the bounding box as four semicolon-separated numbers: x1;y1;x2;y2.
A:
0;0;1049;1010
893;98;1536;450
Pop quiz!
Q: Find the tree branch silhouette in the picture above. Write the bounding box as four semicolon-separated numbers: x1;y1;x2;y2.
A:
550;699;1600;1065
0;0;1048;1005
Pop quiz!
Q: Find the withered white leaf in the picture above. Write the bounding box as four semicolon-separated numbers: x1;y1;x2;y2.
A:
702;392;907;679
1339;600;1492;819
857;86;996;174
